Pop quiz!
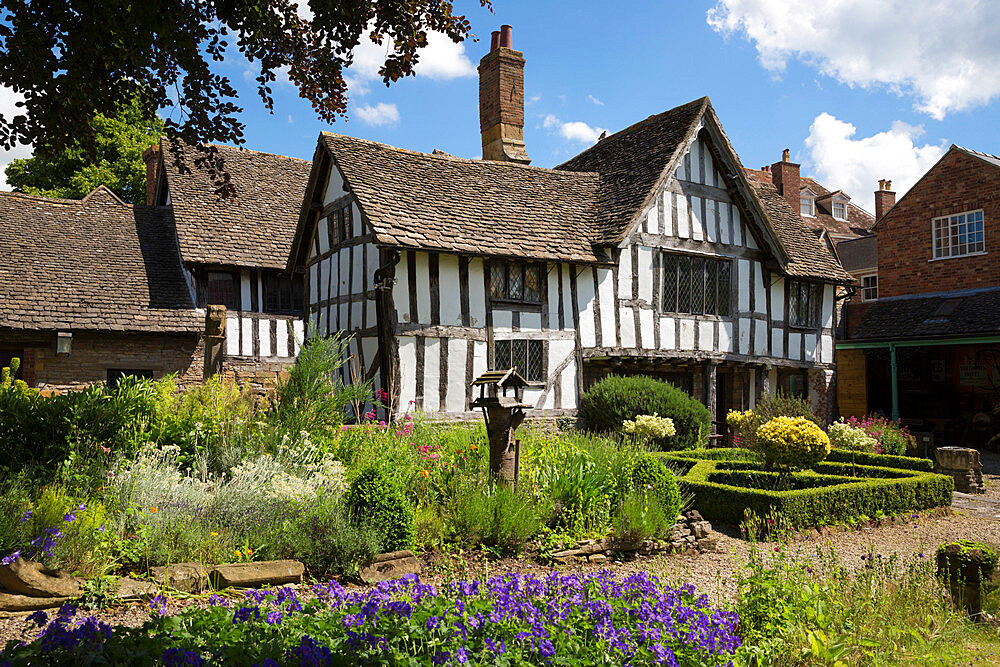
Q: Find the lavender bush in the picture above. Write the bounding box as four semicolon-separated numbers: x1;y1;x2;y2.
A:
1;572;740;666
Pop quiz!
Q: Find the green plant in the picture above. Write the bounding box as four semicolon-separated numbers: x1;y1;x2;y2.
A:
275;492;381;577
612;489;674;543
272;331;369;449
756;416;831;470
445;478;544;555
827;420;880;453
740;506;794;543
662;448;954;529
345;465;415;552
578;375;711;449
843;415;911;456
627;452;681;524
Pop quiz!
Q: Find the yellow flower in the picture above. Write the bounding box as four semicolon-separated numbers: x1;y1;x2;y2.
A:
150;507;158;514
210;532;219;537
246;548;253;556
421;470;429;477
235;550;242;558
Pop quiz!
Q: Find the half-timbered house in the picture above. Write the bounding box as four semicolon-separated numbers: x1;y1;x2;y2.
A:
287;27;852;424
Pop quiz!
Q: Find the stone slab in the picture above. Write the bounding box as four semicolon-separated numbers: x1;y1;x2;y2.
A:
150;563;210;593
114;577;159;600
0;559;83;598
210;560;304;589
0;592;74;616
359;551;421;584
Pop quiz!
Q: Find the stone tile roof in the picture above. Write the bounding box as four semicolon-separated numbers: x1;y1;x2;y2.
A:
557;97;709;244
162;140;312;270
745;169;875;239
0;187;201;333
747;179;854;282
321;133;605;263
835;235;878;274
851;287;1000;340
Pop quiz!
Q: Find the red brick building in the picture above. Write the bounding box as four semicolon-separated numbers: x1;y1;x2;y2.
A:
838;145;1000;449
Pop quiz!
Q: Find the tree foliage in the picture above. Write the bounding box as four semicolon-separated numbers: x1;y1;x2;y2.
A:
4;96;164;204
0;1;491;163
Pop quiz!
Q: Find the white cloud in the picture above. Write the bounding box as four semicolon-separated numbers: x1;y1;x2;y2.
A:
707;0;1000;119
0;87;31;191
803;112;946;213
586;94;604;106
542;114;607;145
526;95;541;106
346;27;475;96
355;102;400;127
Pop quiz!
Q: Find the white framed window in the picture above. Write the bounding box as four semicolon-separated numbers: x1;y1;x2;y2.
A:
800;198;814;217
860;274;878;301
832;202;848;221
933;210;985;259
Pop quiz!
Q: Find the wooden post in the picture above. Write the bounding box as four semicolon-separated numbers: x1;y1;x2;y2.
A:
703;361;718;434
204;305;226;378
486;405;525;484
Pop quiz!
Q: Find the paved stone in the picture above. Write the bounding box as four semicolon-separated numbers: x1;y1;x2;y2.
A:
0;559;82;598
210;560;304;589
952;492;1000;520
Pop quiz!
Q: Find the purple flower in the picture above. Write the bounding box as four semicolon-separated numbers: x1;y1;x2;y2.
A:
266;611;283;625
149;595;167;615
20;510;32;523
25;610;48;627
62;513;76;523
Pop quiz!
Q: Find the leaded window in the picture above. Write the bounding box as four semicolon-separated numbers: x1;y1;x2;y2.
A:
662;253;731;316
263;273;304;314
489;261;542;303
788;280;823;328
494;339;543;381
933;209;985;258
206;271;237;308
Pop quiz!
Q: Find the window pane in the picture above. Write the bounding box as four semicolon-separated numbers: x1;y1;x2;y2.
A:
811;284;822;326
690;257;705;314
705;260;718;315
527;341;543;381
508;264;524;300
662;254;677;311
207;272;236;308
328;212;338;248
677;255;692;313
524;265;541;302
494;340;511;370
264;274;279;312
512;339;527;377
788;282;800;326
280;278;293;311
490;264;506;299
718;261;731;315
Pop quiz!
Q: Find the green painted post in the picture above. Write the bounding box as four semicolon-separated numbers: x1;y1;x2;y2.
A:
889;343;899;421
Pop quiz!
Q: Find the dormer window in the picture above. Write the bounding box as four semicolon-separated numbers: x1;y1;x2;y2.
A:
800;197;815;217
832;202;848;221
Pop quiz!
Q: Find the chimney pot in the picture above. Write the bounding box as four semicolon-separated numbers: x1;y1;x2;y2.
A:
490;30;500;51
782;148;790;162
499;24;513;48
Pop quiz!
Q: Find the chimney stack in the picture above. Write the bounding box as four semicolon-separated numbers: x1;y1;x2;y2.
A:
875;179;895;220
770;148;800;214
142;143;160;206
478;24;530;164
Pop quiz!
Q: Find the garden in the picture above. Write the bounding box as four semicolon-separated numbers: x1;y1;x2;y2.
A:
1;339;999;664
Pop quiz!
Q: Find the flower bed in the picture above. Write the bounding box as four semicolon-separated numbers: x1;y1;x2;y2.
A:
0;572;741;666
661;449;953;528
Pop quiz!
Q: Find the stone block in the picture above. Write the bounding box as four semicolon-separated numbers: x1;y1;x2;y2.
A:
359;551;421;585
698;536;720;553
588;554;608;564
0;559;82;598
0;592;74;615
936;446;981;472
684;510;704;522
210;560;304;590
114;577;159;600
150;563;210;593
691;521;712;539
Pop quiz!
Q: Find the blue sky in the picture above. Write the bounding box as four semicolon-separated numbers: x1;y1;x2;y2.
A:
5;1;1000;213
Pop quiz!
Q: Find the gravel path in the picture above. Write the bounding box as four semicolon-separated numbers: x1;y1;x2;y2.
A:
3;507;1000;648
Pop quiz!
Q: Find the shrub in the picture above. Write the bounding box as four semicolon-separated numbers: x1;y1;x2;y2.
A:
826;448;933;472
726;392;819;452
828;420;880;453
843;415;911;456
622;413;676;441
628;453;681;524
275;493;381;577
661;449;954;529
446;479;544;555
756;416;831;470
579;375;710;449
345;466;415;552
613;489;676;543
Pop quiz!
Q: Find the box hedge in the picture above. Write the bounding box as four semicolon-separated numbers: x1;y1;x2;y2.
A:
660;449;952;528
579;375;711;449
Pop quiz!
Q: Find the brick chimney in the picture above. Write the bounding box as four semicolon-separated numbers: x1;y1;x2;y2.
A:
875;179;895;220
770;148;800;213
142;143;160;206
478;25;530;164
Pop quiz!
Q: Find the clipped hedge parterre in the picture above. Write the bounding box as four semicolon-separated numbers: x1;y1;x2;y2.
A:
660;449;952;528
